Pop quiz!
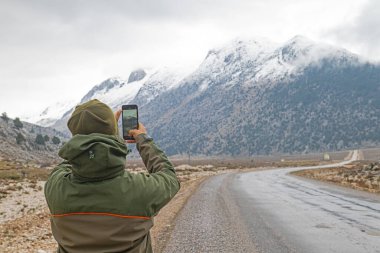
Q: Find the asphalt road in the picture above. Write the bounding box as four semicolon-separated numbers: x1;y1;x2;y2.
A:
163;151;380;253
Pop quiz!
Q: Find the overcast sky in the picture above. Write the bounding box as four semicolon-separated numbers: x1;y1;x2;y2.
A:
0;0;378;118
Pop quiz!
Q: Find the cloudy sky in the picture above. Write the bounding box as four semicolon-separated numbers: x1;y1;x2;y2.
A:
0;0;378;119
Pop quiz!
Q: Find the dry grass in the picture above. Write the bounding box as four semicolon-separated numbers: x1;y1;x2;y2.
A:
0;160;51;200
0;159;51;182
292;161;380;194
0;168;50;183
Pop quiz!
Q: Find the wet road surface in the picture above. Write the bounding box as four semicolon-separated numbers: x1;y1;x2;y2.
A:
163;151;380;253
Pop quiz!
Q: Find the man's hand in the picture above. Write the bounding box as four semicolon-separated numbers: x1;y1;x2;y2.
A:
115;109;122;122
127;123;147;143
114;109;147;143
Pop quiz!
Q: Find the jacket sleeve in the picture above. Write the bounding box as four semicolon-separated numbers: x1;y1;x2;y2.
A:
134;133;181;215
44;161;72;213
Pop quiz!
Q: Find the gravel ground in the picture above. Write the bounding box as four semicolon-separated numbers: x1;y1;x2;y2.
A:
151;176;210;252
163;173;257;253
0;180;46;223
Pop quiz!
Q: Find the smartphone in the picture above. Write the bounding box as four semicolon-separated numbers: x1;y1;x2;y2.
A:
122;105;138;140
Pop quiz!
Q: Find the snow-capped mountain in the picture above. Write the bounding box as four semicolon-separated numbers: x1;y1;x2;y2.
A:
34;35;380;155
50;67;189;133
189;35;361;90
22;99;77;127
138;36;379;155
80;75;146;109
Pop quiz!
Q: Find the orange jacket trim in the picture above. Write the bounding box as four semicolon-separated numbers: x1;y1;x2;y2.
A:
51;212;151;220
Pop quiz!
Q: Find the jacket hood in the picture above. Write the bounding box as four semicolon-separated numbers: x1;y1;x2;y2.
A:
59;133;128;182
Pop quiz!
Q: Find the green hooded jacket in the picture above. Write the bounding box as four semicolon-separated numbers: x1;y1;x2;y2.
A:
44;133;180;253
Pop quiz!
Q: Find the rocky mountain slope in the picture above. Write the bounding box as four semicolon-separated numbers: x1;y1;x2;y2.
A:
28;35;380;156
0;116;68;163
141;36;380;156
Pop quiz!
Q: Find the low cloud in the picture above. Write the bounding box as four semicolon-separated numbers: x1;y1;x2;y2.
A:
328;0;380;61
0;0;373;117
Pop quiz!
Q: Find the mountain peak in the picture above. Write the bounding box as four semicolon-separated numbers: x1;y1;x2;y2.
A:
274;35;362;67
128;69;147;83
79;77;127;104
205;37;276;60
287;35;313;44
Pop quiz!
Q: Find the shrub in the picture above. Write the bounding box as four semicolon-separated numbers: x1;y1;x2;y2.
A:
52;136;61;145
13;117;23;129
16;133;26;144
35;134;45;145
1;112;9;122
44;135;50;142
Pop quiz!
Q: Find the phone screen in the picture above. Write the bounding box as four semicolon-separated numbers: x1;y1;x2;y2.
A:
122;108;138;139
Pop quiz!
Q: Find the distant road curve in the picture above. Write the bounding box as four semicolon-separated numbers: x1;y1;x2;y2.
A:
163;150;380;253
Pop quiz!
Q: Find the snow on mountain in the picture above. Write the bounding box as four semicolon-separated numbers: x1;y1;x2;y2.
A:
189;35;361;91
22;99;77;127
81;75;146;109
193;38;277;86
49;67;190;133
132;67;190;106
274;35;360;68
78;67;189;110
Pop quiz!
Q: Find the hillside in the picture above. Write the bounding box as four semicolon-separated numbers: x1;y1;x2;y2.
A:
139;36;380;155
0;115;68;163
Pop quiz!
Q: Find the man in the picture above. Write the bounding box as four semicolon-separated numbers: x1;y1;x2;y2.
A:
44;99;180;253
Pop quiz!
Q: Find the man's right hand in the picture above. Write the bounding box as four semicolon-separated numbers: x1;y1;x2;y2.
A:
127;123;147;143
